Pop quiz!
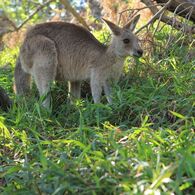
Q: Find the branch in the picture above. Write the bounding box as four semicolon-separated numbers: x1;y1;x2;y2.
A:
0;0;55;38
155;0;195;22
17;0;55;30
136;0;173;34
138;0;195;34
60;0;91;31
1;0;91;39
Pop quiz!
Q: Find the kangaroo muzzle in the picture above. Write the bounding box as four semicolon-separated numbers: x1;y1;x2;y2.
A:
134;49;143;58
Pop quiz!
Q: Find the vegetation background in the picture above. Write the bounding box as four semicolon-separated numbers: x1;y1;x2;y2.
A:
0;0;194;194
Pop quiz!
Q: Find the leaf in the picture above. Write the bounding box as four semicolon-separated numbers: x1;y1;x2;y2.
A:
179;182;192;191
141;115;149;127
169;111;186;119
0;165;21;177
52;139;86;149
150;164;176;189
0;120;11;139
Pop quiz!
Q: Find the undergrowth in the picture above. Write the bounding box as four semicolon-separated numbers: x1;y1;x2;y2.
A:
0;27;194;194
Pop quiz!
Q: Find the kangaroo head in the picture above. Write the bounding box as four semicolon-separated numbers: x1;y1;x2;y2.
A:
103;15;143;58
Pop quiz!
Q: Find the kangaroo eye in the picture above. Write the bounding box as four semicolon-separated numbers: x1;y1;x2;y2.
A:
123;39;130;44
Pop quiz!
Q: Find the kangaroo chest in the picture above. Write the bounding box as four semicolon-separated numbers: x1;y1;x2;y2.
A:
109;57;124;80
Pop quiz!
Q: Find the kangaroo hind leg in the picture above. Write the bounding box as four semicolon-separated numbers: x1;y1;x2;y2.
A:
90;70;103;103
32;36;58;108
68;81;81;102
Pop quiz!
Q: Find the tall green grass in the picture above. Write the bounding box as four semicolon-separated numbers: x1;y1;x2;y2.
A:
0;27;194;194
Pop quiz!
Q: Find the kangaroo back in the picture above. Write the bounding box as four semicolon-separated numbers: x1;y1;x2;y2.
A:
25;22;107;81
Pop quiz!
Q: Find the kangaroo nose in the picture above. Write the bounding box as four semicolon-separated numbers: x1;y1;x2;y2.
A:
137;49;143;57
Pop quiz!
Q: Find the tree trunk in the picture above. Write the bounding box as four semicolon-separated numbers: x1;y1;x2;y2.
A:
155;0;195;22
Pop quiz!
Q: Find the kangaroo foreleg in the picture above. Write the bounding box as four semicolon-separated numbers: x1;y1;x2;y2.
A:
103;81;112;104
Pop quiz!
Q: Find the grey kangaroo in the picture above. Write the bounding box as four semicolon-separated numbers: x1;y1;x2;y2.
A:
14;15;143;108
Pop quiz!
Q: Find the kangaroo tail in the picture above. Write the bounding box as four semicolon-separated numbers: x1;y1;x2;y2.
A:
0;86;12;111
14;57;31;95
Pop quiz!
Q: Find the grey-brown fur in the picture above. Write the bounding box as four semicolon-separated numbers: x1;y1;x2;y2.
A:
14;15;143;108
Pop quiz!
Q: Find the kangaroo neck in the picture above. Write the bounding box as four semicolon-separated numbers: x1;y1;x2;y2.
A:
106;43;125;59
105;44;126;64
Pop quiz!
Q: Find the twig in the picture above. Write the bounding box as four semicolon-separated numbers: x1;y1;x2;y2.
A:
118;3;166;25
152;10;165;36
173;2;192;15
136;0;173;34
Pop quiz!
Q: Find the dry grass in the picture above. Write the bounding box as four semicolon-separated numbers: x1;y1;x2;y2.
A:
101;0;152;25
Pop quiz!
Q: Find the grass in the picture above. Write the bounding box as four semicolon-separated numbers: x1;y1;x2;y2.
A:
0;27;194;194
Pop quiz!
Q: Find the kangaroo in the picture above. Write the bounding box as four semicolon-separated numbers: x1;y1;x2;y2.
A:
14;15;143;108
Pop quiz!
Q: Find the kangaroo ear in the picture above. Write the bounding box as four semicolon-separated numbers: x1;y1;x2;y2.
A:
123;14;140;32
102;18;121;36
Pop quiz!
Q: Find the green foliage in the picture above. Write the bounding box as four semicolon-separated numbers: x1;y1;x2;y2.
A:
0;47;18;67
0;47;18;94
0;0;58;26
0;26;194;194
